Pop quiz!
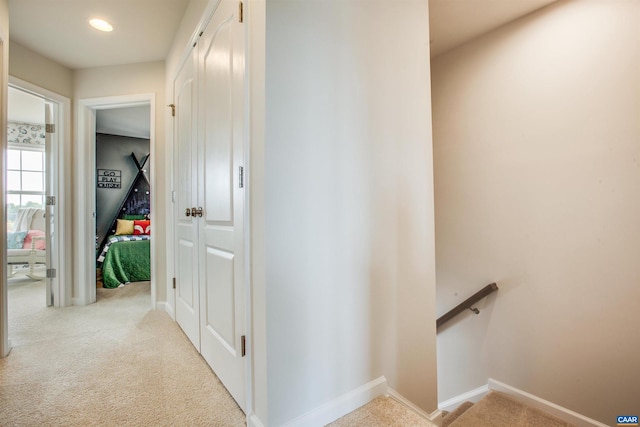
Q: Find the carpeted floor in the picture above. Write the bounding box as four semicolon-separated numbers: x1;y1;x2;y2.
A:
445;391;575;427
2;280;577;427
1;279;246;426
329;397;437;427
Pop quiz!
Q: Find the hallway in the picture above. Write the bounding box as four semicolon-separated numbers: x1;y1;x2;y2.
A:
1;281;245;426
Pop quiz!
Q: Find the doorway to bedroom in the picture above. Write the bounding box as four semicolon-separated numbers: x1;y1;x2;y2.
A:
94;105;151;300
75;94;156;307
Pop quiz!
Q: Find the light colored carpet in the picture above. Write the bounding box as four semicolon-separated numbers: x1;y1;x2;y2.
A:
448;392;575;427
442;401;474;427
329;391;576;427
1;280;246;426
329;397;437;427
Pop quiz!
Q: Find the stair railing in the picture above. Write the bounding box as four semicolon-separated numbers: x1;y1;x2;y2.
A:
436;282;499;329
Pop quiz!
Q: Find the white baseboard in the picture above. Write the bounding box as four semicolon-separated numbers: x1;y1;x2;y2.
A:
438;384;490;413
488;379;608;427
247;414;266;427
388;388;442;427
156;301;169;313
282;376;388;427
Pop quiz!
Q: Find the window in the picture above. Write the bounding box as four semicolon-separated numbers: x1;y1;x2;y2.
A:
6;147;45;230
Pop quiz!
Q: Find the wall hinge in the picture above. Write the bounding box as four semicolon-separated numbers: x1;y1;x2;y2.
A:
46;123;55;133
239;166;244;188
46;196;56;206
241;335;246;357
239;1;244;23
173;277;176;289
168;104;175;117
46;268;56;279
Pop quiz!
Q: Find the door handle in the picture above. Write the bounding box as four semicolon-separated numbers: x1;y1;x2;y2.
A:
185;208;191;217
195;207;203;217
191;207;197;217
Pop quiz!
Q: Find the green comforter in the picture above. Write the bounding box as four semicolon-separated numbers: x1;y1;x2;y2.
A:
101;239;150;288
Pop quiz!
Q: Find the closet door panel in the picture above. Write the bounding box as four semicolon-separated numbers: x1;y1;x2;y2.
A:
174;48;201;349
197;0;246;412
203;18;233;223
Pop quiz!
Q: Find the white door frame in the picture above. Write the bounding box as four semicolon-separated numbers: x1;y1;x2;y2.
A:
76;94;156;306
8;77;71;307
1;38;8;358
0;76;71;356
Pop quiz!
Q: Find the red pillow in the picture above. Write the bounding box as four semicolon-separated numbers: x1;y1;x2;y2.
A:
133;220;151;235
22;230;46;250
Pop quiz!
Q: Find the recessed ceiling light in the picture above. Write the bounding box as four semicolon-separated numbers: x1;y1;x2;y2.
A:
89;18;113;32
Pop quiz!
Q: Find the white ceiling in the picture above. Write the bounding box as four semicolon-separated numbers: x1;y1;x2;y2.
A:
97;107;151;139
429;0;558;57
6;1;560;142
8;0;558;72
8;0;190;69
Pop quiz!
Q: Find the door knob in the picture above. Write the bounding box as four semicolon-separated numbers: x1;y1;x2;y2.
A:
185;208;191;217
191;207;197;217
195;207;203;217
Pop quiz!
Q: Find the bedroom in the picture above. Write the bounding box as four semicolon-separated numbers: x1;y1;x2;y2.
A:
94;106;152;291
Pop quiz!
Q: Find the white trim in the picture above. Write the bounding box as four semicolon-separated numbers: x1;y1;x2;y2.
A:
76;94;156;307
1;38;8;358
8;76;72;307
247;414;266;427
488;379;609;427
282;376;388;427
438;384;490;413
388;388;441;426
156;301;170;313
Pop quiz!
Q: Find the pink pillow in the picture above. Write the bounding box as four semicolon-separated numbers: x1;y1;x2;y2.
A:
22;230;46;250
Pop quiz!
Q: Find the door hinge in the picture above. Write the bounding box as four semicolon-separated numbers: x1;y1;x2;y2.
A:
46;268;56;279
241;335;246;357
46;196;56;206
239;166;244;188
239;1;244;23
173;277;176;289
46;123;55;133
168;104;175;117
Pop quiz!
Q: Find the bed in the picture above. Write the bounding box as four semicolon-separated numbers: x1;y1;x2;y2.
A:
97;219;151;288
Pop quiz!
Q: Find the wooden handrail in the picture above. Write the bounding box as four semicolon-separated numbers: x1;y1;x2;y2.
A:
436;282;498;329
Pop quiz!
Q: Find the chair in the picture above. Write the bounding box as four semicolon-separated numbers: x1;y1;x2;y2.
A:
7;208;46;280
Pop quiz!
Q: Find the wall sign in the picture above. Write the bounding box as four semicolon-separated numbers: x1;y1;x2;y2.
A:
97;169;122;189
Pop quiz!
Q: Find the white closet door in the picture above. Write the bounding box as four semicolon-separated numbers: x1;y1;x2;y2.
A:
174;49;201;349
197;0;246;411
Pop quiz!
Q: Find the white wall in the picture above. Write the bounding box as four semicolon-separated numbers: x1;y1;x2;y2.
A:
9;41;72;99
74;62;167;302
265;1;437;424
432;0;640;424
8;86;44;124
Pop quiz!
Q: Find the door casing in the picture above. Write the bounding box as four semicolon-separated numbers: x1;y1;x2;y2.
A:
76;94;156;306
0;76;72;357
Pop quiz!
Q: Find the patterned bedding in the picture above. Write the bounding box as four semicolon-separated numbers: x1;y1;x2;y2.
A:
97;235;151;288
97;234;150;264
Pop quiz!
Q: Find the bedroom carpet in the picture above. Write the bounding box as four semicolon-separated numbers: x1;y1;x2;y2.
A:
1;280;246;426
